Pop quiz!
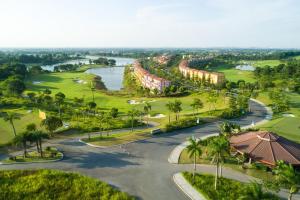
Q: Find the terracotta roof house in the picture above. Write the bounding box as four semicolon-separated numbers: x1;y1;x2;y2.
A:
230;131;300;166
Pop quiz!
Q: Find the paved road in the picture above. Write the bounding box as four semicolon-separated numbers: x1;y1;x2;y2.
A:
0;100;269;200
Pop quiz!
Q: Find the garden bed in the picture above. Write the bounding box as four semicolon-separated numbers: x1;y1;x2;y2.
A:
182;172;278;200
1;147;63;164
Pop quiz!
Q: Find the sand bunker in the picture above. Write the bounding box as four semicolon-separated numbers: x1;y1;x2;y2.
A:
282;113;295;117
148;114;165;118
75;79;87;84
128;100;157;105
33;81;42;84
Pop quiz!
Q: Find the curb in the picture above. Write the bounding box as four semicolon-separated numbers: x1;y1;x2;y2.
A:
173;173;206;200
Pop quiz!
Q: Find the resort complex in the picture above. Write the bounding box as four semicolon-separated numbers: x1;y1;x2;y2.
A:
179;59;225;84
133;61;171;92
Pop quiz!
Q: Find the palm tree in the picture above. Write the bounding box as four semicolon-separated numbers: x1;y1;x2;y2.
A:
166;101;174;123
190;98;204;116
143;102;152;127
87;101;97;115
238;182;279;200
0;112;21;137
41;116;63;136
219;122;240;136
173;100;182;121
55;92;66;119
13;132;30;158
127;108;139;132
31;131;49;157
208;136;230;190
186;137;202;183
273;160;299;200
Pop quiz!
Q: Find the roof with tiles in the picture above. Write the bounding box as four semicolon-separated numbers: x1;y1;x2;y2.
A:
230;131;300;166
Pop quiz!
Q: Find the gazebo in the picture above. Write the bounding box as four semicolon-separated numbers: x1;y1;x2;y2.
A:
230;131;300;167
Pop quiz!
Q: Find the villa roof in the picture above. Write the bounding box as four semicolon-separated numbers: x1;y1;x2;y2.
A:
230;131;300;166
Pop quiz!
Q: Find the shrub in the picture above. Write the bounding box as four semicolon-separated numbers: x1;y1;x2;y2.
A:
183;172;278;200
165;118;204;132
0;169;134;200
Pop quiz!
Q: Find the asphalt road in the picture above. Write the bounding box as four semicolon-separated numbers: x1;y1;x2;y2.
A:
0;100;269;200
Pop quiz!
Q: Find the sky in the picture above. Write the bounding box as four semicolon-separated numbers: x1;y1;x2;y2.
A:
0;0;299;48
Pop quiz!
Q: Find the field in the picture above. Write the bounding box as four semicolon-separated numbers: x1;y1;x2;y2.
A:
0;169;133;200
215;65;256;83
242;59;282;67
0;72;228;144
257;92;300;142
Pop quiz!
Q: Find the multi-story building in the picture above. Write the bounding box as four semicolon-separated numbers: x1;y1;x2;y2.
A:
133;61;171;92
179;60;225;84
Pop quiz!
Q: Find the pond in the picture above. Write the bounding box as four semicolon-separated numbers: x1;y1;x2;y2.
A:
235;65;255;71
41;56;135;91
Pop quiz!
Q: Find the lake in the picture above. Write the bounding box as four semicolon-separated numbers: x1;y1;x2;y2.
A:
41;56;135;90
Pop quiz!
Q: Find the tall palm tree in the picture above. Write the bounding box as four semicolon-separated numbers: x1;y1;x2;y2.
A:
273;160;299;200
55;92;66;119
41;116;63;136
186;137;202;183
13;132;30;158
127;108;139;132
208;136;230;190
143;102;152;127
0;112;21;137
173;100;182;121
31;131;49;157
190;98;204;116
238;182;279;200
166;101;174;123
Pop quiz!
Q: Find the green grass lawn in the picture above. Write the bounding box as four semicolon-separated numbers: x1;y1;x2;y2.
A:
0;72;228;145
0;108;43;144
242;60;282;68
257;92;300;142
0;169;133;200
214;65;256;83
82;129;152;147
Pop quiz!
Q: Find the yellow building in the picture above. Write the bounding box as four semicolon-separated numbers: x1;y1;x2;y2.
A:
179;60;225;84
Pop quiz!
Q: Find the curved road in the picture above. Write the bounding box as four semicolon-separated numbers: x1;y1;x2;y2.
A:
0;100;268;200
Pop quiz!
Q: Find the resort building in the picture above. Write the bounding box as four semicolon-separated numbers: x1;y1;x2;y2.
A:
133;61;171;92
178;60;225;84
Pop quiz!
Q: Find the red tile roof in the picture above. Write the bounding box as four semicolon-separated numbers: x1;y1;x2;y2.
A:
230;131;300;166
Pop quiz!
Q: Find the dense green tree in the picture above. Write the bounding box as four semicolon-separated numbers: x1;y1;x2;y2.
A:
41;116;63;136
272;160;300;200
